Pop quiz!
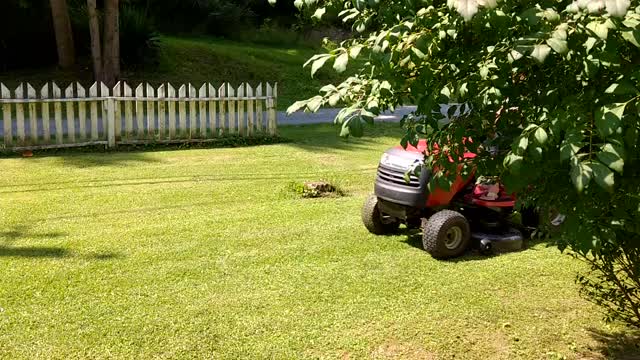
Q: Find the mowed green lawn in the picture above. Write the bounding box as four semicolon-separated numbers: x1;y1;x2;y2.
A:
0;124;636;359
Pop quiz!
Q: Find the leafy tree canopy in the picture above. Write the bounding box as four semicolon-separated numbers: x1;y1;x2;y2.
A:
287;0;640;326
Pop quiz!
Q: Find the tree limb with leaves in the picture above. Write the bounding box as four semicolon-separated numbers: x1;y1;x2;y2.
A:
287;0;640;327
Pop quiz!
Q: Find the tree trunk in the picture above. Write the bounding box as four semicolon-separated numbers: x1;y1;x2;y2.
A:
87;0;102;82
49;0;75;68
103;0;120;86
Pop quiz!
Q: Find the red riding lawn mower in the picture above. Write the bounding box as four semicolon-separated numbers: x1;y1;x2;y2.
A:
362;139;564;259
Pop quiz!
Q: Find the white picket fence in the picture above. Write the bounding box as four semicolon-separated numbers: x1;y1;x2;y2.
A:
0;82;277;151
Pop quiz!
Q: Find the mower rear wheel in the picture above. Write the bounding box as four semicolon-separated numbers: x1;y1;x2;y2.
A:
362;194;400;235
422;210;471;259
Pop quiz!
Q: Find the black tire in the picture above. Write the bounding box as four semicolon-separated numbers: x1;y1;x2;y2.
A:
522;207;565;237
362;194;400;235
422;210;471;259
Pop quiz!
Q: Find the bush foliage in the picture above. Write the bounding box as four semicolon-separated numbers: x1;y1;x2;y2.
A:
288;0;640;327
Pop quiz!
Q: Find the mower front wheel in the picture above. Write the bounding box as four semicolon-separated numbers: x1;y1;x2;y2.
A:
422;210;471;259
362;194;400;235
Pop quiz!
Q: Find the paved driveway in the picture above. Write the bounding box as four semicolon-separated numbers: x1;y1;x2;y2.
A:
278;106;416;125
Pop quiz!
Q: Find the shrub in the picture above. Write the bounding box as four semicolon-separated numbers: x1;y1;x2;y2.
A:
288;0;640;328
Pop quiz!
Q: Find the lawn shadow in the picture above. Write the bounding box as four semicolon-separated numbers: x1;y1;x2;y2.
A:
1;136;288;167
85;251;124;260
0;225;69;258
587;328;640;359
0;245;69;258
0;226;124;260
60;152;162;168
0;225;66;245
401;231;503;262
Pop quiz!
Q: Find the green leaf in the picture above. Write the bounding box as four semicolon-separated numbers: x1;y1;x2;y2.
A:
542;8;560;22
560;133;584;161
508;49;524;63
534;127;548;145
546;38;568;54
306;96;323;112
530;146;543;161
333;52;349;73
479;66;490;79
328;93;341;107
531;44;551;63
586;21;609;40
350;116;365;137
605;0;631;17
595;103;626;138
353;0;366;11
584;37;598;53
605;81;638;95
597;143;625;173
570;161;592;193
349;45;363;59
335;106;358;125
459;82;468;98
286;100;307;115
340;120;351;137
309;55;331;77
453;0;479;21
517;136;529;154
590;161;615;191
622;30;640;48
411;47;426;59
503;153;524;172
312;7;326;20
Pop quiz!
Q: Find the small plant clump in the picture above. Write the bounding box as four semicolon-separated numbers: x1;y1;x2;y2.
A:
288;180;344;198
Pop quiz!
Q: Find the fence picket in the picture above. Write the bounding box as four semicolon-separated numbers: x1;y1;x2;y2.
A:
98;82;109;140
106;94;115;148
40;84;50;142
135;84;144;139
178;85;186;137
247;84;254;136
15;84;25;144
218;84;226;134
113;82;121;139
237;84;245;135
208;84;217;135
26;84;38;144
65;84;76;142
157;84;166;140
272;83;278;134
168;83;177;139
146;84;155;136
227;83;236;133
256;83;263;132
89;83;99;140
1;84;12;146
53;82;63;144
198;84;207;137
266;83;276;135
189;84;196;138
123;82;133;139
77;83;86;140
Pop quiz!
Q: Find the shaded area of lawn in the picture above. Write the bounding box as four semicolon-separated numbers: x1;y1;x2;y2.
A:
0;36;344;111
0;123;636;359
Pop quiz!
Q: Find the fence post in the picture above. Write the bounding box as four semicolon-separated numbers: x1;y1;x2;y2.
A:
266;83;276;136
106;97;116;148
